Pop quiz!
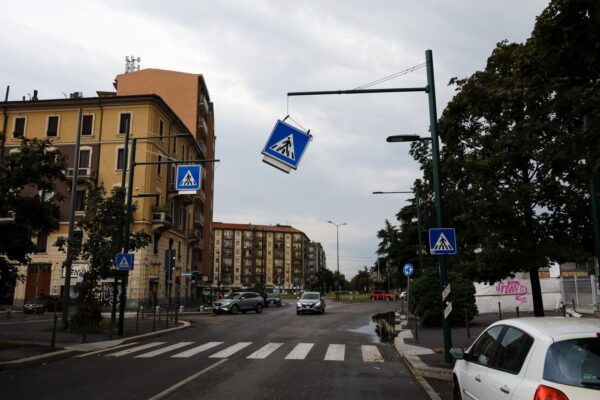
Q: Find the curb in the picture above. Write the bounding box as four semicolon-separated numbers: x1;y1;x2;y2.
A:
0;320;191;371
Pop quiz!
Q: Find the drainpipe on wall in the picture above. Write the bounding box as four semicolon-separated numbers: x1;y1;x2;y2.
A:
1;86;10;158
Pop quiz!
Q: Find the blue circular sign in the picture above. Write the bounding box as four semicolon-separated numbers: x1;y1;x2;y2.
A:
403;263;414;277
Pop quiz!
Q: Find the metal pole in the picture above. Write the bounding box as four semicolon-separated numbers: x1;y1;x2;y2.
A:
118;138;136;336
585;115;600;279
465;308;470;338
426;49;453;362
62;108;83;328
415;181;424;274
336;225;340;300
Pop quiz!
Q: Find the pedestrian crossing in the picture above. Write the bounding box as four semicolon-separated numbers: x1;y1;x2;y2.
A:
102;341;393;363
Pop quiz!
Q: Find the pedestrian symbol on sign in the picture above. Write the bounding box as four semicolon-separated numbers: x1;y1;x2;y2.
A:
432;233;454;252
179;170;197;188
269;134;295;160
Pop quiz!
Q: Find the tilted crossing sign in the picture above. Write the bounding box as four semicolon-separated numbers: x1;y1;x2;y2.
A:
428;228;457;255
176;165;201;193
116;253;134;271
262;120;311;173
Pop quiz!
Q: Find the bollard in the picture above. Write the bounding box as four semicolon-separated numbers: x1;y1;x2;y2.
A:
562;302;566;317
165;306;169;329
179;305;184;313
465;308;470;339
200;305;204;313
51;310;58;348
572;298;576;314
498;302;502;320
158;306;162;322
414;313;419;341
141;305;145;320
135;306;140;334
5;308;12;318
152;305;157;331
516;306;520;318
175;306;179;324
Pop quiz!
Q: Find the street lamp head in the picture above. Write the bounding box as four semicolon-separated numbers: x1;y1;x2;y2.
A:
372;191;384;194
386;135;421;142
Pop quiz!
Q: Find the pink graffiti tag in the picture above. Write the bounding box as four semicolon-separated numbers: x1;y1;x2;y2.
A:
495;280;528;303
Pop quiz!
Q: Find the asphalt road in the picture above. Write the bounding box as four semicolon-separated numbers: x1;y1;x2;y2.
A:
0;300;429;400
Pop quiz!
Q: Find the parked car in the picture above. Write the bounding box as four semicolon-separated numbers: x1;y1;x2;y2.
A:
450;317;600;400
296;292;326;315
212;292;265;315
265;292;282;307
370;290;395;301
23;295;62;314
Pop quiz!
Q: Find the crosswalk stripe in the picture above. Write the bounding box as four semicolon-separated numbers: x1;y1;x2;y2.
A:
361;345;384;362
135;342;194;358
171;342;223;358
246;343;284;359
106;342;165;357
285;343;314;360
209;342;252;358
324;344;345;361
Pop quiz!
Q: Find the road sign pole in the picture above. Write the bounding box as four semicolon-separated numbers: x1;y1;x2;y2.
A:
426;50;453;362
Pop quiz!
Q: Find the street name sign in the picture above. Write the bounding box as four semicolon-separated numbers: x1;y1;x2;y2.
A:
403;263;414;277
262;120;311;173
176;165;201;194
182;272;193;277
116;253;134;271
428;228;457;255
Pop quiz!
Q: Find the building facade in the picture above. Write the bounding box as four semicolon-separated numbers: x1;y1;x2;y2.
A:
212;223;310;292
2;68;215;308
307;242;326;289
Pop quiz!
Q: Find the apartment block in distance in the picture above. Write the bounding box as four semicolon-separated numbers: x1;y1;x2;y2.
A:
1;67;215;309
307;242;327;289
212;223;310;292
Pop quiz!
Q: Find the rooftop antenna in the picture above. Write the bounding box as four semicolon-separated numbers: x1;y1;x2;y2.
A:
125;55;141;73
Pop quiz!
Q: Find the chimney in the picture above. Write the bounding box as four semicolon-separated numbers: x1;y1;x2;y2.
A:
32;90;38;101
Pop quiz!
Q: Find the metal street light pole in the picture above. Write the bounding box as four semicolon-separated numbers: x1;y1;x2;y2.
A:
328;220;347;300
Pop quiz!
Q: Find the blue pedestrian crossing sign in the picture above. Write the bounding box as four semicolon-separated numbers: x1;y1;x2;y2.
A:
262;120;311;173
176;165;201;193
403;263;414;277
116;253;134;271
428;228;457;255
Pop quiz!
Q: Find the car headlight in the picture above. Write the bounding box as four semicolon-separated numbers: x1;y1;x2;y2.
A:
315;301;321;307
297;302;302;307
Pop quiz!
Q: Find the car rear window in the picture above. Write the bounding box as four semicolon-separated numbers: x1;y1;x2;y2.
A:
543;338;600;390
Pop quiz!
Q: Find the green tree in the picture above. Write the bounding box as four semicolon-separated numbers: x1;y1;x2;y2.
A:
56;186;151;327
0;138;65;297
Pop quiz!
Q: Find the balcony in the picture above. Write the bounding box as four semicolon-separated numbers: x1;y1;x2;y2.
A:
151;212;173;232
65;168;97;183
198;116;208;134
194;213;205;227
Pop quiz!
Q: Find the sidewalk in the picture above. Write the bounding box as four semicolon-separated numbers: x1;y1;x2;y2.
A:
394;310;576;400
0;308;203;369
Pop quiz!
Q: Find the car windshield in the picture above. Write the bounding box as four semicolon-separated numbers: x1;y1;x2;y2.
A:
267;293;279;298
544;338;600;390
223;293;240;300
301;293;319;300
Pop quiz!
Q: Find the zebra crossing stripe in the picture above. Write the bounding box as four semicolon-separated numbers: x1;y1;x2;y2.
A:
171;342;223;358
361;345;384;362
246;343;284;359
135;342;194;358
106;342;165;357
209;342;252;358
324;344;345;361
285;343;314;360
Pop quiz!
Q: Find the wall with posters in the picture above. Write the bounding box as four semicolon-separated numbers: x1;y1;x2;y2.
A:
474;276;562;313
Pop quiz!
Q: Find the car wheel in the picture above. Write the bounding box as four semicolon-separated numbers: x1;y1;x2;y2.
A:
297;311;301;315
452;377;462;400
242;310;247;314
278;302;282;307
230;305;239;315
256;304;263;313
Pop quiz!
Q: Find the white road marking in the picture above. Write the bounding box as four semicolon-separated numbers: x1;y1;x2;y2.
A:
75;342;139;358
324;344;345;361
147;359;228;400
106;342;165;357
361;345;384;362
285;343;314;360
171;342;223;358
135;342;194;358
246;343;284;359
208;342;252;358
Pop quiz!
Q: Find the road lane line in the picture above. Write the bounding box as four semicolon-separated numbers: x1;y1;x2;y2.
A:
171;342;223;358
246;343;283;359
147;359;228;400
75;342;139;358
135;342;194;358
208;342;252;358
361;345;384;362
106;342;165;357
324;344;345;361
285;343;314;360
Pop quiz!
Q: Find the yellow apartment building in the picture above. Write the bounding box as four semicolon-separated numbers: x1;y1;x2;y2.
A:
2;68;215;309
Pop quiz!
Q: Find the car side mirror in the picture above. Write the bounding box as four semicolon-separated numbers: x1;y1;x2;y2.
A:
449;347;464;360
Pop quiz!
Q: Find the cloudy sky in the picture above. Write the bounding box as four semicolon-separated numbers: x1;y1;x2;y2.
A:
1;0;550;278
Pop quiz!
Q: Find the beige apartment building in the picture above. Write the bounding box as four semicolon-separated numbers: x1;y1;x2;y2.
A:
212;223;310;292
2;68;215;308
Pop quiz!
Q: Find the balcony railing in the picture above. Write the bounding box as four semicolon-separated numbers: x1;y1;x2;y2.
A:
65;168;97;182
151;212;173;225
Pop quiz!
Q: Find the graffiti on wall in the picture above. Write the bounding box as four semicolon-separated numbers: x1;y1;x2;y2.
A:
96;282;121;307
495;280;528;303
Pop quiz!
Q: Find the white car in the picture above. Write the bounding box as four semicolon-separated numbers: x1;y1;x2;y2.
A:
450;317;600;400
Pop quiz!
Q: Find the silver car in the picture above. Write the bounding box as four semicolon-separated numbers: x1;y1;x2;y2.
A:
212;292;265;315
296;292;326;315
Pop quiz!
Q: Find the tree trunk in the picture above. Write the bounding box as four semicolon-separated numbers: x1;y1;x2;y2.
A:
529;267;544;317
